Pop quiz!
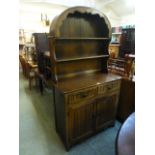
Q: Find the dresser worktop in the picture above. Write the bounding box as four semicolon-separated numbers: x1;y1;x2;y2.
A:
54;73;121;93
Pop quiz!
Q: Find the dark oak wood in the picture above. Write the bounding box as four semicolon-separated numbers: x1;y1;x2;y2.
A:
56;55;109;62
117;78;135;122
68;100;94;144
54;73;121;149
50;7;111;38
54;73;121;93
95;95;118;131
48;6;112;83
55;73;121;149
53;37;110;40
48;6;121;150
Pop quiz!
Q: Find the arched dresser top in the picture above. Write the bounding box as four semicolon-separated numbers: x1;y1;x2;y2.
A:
49;6;112;38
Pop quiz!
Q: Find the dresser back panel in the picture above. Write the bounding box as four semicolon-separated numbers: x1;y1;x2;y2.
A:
55;40;109;60
56;58;108;79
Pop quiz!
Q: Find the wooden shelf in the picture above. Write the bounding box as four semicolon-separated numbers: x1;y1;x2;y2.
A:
109;58;125;63
49;36;110;40
56;37;110;40
56;55;109;62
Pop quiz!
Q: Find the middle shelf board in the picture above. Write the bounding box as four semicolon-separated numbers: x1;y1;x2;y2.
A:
56;55;109;62
48;36;110;40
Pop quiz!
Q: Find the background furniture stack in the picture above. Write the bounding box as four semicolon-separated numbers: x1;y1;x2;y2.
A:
19;52;38;90
108;25;135;59
33;33;52;94
19;33;38;90
117;78;135;121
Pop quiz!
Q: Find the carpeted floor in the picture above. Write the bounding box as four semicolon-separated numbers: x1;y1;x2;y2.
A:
19;73;121;155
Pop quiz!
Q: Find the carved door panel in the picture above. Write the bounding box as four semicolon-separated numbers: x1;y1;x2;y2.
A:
68;101;95;144
95;95;117;131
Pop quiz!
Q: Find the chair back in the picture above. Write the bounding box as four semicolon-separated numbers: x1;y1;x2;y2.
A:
19;55;27;77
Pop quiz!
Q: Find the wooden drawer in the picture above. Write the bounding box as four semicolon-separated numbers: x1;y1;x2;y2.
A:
98;80;121;95
67;86;98;105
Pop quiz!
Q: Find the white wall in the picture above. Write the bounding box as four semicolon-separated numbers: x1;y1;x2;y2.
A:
19;2;67;41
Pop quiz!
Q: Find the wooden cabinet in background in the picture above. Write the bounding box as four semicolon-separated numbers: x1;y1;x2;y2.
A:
117;78;135;122
119;28;135;58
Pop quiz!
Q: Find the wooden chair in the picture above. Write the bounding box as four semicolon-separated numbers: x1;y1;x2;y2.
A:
124;54;135;78
19;54;27;77
108;54;135;79
108;58;126;76
25;61;38;90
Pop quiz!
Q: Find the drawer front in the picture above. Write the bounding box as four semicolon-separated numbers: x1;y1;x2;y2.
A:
67;87;98;105
98;80;121;95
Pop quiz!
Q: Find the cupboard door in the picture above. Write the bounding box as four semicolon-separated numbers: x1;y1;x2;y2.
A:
95;95;117;131
68;101;95;144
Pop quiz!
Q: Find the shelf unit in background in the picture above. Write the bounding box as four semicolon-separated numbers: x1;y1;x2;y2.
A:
111;33;122;44
109;26;135;58
109;27;122;58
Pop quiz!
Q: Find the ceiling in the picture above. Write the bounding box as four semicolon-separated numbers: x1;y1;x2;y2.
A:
100;0;135;16
20;0;135;17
